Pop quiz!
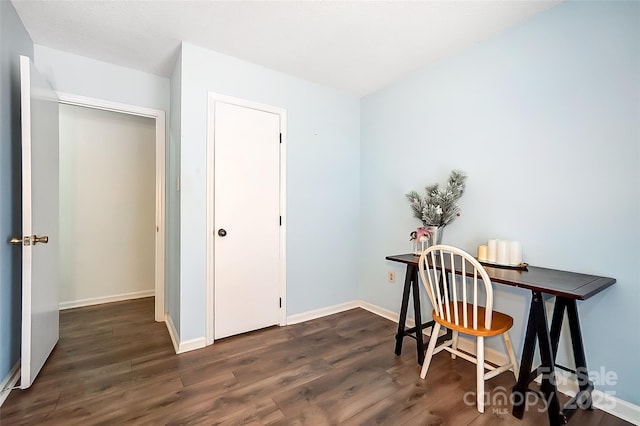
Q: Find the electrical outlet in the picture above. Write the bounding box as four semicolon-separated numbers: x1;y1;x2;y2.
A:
388;271;395;283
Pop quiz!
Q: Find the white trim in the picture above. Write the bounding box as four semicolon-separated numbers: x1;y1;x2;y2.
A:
358;300;404;324
55;92;163;118
177;337;207;354
164;313;180;353
19;55;33;389
205;92;287;345
0;363;20;407
359;300;510;365
536;369;640;424
454;335;510;367
55;91;166;323
278;114;288;327
154;112;166;323
593;392;640;425
287;301;359;325
59;290;155;310
164;313;206;354
205;95;214;345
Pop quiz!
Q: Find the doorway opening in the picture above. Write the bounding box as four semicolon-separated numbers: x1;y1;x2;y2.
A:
57;93;166;322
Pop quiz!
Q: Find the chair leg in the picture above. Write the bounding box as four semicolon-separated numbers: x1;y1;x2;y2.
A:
451;330;459;359
476;336;485;413
420;323;441;379
503;331;519;380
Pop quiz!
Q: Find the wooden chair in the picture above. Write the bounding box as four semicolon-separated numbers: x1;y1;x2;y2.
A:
418;244;519;413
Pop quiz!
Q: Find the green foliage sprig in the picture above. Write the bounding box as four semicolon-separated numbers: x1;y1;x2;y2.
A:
405;170;467;227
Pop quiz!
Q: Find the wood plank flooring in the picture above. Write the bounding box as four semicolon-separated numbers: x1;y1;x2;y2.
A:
0;298;630;425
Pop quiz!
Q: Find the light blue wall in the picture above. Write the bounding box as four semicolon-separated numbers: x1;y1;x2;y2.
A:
168;49;182;333
34;46;170;112
177;43;361;340
360;0;639;405
0;0;33;385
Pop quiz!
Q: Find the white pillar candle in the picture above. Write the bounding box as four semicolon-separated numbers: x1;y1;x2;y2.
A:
478;245;488;261
497;240;509;265
509;241;523;265
488;240;498;263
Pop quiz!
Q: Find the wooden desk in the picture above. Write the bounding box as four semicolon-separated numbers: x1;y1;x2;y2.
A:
386;253;616;425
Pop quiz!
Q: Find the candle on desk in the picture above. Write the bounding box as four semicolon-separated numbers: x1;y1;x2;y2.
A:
488;239;498;263
478;244;488;261
509;241;523;265
497;240;509;265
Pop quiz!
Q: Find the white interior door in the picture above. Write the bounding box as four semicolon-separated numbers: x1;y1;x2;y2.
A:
214;101;281;339
18;55;59;388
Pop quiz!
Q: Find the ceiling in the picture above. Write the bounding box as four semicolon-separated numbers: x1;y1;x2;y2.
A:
11;0;561;97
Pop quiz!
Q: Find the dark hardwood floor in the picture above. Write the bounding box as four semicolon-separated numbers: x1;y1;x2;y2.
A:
0;298;630;425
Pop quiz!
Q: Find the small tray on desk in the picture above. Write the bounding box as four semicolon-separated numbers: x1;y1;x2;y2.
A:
477;258;528;270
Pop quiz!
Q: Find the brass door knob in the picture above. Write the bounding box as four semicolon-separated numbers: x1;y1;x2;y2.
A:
9;237;24;245
32;235;49;244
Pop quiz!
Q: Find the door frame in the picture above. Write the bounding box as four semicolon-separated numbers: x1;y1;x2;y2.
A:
205;92;287;345
56;92;166;322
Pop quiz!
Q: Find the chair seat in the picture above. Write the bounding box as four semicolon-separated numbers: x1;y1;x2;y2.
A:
432;302;513;337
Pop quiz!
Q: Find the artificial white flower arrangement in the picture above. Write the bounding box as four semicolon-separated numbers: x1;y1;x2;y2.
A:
406;170;467;246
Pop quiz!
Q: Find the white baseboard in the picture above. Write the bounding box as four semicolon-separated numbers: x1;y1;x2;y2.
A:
164;313;180;353
59;290;154;310
593;392;640;425
286;300;359;325
454;336;510;367
290;299;639;424
165;299;362;353
164;313;207;355
359;301;511;367
536;369;640;424
176;336;207;354
0;362;20;407
358;300;402;324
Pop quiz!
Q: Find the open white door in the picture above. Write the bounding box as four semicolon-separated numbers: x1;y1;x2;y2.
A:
16;55;59;388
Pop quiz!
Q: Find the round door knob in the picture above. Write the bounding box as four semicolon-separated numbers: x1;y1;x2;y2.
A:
33;235;49;244
218;229;227;237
